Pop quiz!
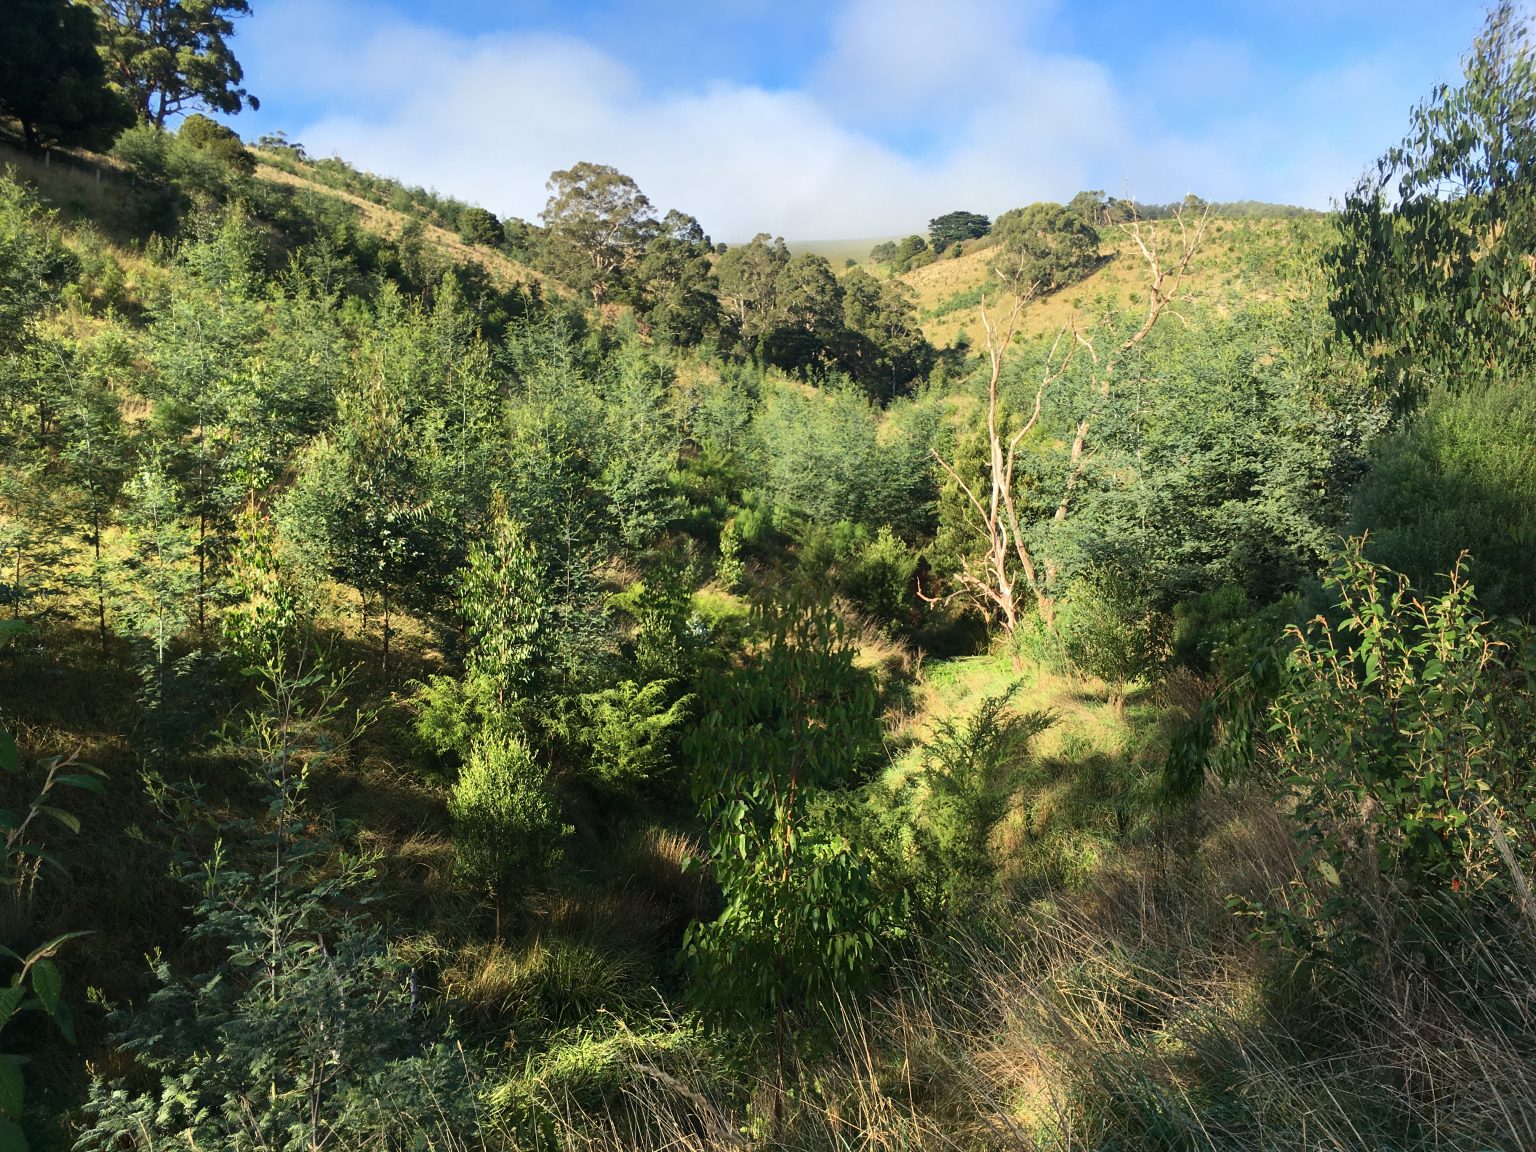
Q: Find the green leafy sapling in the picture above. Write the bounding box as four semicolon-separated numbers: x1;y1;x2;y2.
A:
0;729;103;1149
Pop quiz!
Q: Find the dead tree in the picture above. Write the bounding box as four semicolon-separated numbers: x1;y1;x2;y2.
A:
925;203;1210;654
925;302;1079;651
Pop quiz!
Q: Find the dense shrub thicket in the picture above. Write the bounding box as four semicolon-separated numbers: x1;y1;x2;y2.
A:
3;5;1536;1149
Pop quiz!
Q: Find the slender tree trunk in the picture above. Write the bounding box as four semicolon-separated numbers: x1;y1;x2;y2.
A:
381;580;391;674
197;509;207;634
95;517;107;651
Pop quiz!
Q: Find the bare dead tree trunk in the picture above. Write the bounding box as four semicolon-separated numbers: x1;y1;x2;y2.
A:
925;202;1210;653
924;298;1079;661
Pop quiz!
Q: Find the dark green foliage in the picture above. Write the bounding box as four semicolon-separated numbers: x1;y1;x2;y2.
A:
1065;189;1110;228
77;662;476;1149
839;525;921;629
838;268;933;401
281;363;457;672
176;111;253;174
903;689;1052;913
112;122;244;230
714;232;789;349
928;210;990;250
713;237;934;393
761;252;843;377
1162;586;1294;798
889;234;931;274
635;209;721;346
1352;380;1536;619
991;201;1100;294
8;30;1535;1143
1;734;103;1146
0;0;132;149
683;601;894;1052
1060;565;1169;710
457;204;502;247
1327;1;1536;407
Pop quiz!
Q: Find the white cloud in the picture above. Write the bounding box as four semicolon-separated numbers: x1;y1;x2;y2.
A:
814;0;1041;126
240;0;1446;240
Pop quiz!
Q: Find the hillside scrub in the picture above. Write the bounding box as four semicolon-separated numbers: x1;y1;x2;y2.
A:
2;3;1536;1149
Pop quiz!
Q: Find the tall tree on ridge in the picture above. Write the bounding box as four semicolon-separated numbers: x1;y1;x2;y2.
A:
540;162;658;305
91;0;259;127
0;0;132;148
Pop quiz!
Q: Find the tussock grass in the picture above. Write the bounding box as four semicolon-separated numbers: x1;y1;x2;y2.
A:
516;788;1536;1151
0;141;136;234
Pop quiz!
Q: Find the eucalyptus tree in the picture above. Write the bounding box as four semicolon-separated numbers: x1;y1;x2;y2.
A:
1328;0;1536;406
91;0;259;126
539;162;658;304
990;201;1100;294
714;232;789;352
635;210;721;346
928;205;1207;644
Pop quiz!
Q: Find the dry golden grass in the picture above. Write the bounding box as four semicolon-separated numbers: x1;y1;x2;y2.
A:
515;781;1536;1152
0;140;135;227
904;217;1305;350
254;161;560;296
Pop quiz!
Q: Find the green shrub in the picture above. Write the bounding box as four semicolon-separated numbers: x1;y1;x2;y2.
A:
450;726;568;934
177;113;256;175
990;201;1100;294
901;688;1054;914
1060;567;1169;710
1267;543;1536;970
842;525;919;629
458;205;502;247
1353;381;1536;620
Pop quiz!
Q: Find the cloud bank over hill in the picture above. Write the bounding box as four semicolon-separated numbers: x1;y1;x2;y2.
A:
238;0;1477;240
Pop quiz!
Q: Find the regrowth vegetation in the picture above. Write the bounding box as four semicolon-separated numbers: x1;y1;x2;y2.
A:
1;4;1535;1151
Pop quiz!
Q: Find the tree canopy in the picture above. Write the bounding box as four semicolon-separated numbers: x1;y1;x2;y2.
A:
1327;0;1536;406
991;201;1100;294
928;210;991;250
539;161;658;304
0;0;132;148
91;0;259;127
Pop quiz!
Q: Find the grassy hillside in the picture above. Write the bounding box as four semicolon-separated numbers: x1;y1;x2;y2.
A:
6;40;1536;1141
0;138;555;299
254;157;555;293
782;236;897;264
902;213;1331;348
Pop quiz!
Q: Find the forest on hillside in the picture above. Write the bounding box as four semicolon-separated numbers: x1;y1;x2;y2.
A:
4;2;1536;1150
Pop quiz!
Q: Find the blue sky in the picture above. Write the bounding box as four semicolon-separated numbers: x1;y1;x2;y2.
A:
222;0;1490;240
